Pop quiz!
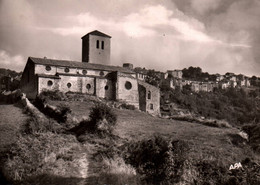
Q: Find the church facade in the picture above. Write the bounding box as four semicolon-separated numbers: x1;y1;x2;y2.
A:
20;30;160;115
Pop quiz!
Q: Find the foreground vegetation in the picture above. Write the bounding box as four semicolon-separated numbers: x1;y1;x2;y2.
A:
0;90;260;184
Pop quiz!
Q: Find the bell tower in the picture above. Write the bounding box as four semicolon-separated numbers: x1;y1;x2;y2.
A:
81;30;111;65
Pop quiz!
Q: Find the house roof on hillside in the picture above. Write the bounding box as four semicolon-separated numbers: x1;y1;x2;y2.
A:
28;57;134;74
81;30;112;39
137;79;160;90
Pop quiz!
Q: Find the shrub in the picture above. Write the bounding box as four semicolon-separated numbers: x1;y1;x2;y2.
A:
120;103;135;110
21;116;63;134
2;132;83;183
88;103;117;134
242;123;260;153
33;95;71;123
39;90;66;101
161;87;260;125
124;136;189;184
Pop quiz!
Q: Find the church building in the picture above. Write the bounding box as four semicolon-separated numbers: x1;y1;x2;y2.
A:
20;30;160;115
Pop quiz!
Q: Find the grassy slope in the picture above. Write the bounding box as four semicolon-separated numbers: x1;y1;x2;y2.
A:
55;100;259;167
0;104;28;151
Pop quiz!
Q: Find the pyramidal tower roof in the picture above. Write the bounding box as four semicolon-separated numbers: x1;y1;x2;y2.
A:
81;30;112;39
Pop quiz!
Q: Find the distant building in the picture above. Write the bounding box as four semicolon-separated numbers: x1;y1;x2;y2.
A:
167;70;183;79
191;83;200;92
0;76;12;91
123;63;134;70
134;67;148;81
165;77;183;90
154;71;167;80
216;74;224;82
20;30;160;115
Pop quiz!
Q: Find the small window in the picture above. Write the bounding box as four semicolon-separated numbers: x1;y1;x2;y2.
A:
150;104;154;110
148;91;151;99
96;40;99;49
82;70;87;75
45;65;51;71
47;80;53;86
100;71;104;76
125;81;132;90
64;67;70;73
67;83;71;88
86;84;91;90
105;85;109;90
101;41;104;50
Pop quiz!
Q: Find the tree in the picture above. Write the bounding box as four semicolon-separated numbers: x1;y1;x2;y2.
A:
145;70;161;87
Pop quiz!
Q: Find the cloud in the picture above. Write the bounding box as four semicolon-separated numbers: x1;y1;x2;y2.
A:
0;50;25;72
41;4;249;48
0;0;258;76
191;0;222;15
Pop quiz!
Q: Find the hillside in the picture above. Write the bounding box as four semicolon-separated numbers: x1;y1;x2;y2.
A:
0;92;259;184
0;68;22;78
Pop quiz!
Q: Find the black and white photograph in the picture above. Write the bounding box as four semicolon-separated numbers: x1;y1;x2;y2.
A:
0;0;260;184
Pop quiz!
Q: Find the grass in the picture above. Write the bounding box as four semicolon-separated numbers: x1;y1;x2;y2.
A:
1;99;259;184
0;104;28;152
63;100;259;167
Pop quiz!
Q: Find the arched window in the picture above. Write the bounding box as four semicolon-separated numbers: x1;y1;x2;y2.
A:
101;41;104;50
148;91;151;99
125;81;132;90
86;84;91;90
67;83;72;88
96;40;99;49
47;80;53;86
150;103;153;110
105;85;109;90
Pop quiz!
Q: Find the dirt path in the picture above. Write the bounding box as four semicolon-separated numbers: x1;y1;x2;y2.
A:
0;104;28;151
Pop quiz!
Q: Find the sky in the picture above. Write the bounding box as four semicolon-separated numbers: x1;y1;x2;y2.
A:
0;0;259;76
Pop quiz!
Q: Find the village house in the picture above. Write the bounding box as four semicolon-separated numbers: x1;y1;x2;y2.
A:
191;82;214;92
166;70;183;79
164;77;183;90
20;30;160;115
134;67;148;81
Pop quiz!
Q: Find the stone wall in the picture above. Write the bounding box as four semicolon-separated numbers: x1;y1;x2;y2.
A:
138;80;160;116
96;78;115;100
59;75;81;92
82;76;95;95
35;64;56;75
138;84;146;112
38;77;60;93
20;61;38;99
88;35;111;65
117;73;139;108
35;64;109;77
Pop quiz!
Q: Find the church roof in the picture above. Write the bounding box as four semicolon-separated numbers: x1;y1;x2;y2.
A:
28;57;134;74
81;30;112;39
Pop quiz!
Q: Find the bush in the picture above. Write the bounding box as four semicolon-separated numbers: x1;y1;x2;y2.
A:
88;103;117;134
33;95;71;123
70;103;117;138
1;132;83;183
124;136;189;184
243;123;260;153
39;90;66;101
161;87;260;125
120;103;136;110
21;117;62;134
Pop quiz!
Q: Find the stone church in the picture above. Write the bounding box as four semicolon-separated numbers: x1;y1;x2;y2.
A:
20;30;160;115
